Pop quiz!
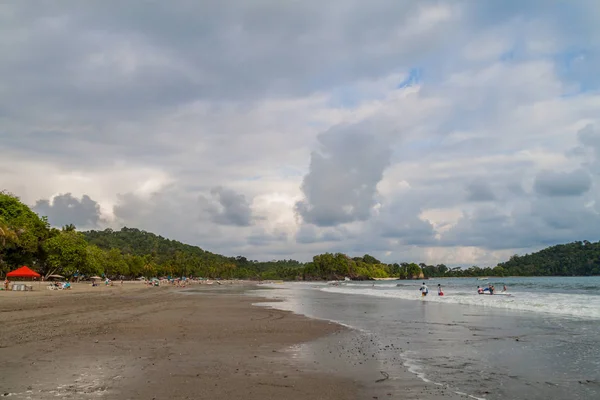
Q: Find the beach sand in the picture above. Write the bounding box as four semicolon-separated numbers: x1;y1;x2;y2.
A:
0;282;359;399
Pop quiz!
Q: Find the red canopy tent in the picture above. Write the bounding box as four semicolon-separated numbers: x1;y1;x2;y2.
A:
6;266;41;278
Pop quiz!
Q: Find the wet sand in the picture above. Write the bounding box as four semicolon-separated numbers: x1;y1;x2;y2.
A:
0;282;359;399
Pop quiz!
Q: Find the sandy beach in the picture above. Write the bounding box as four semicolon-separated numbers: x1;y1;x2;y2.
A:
0;282;360;399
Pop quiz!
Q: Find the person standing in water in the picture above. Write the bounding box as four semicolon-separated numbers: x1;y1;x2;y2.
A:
420;282;429;297
438;284;444;296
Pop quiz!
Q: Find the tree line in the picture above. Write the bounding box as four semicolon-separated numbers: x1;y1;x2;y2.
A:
2;191;600;280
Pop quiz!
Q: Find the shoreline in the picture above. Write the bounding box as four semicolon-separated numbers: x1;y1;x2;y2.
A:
258;280;600;400
0;282;360;399
251;284;470;400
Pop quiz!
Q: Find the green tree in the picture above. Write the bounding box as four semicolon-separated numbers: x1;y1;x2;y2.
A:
85;245;106;277
104;248;128;277
62;224;77;232
124;254;145;277
43;231;89;277
0;218;18;247
407;263;422;279
0;217;18;271
362;254;381;264
0;191;50;269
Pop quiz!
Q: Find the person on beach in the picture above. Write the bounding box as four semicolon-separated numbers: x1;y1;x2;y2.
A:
420;282;429;297
477;285;484;294
502;285;508;292
437;284;444;296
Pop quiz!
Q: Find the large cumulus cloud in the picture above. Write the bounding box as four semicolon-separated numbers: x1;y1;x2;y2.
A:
295;121;393;226
201;186;256;227
33;193;102;228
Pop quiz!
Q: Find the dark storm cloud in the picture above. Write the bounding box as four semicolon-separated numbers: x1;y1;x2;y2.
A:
33;193;101;228
0;0;458;120
295;121;393;226
0;0;463;183
203;187;254;227
465;180;496;202
534;169;592;197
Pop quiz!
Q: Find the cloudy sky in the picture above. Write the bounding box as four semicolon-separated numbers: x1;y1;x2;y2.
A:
2;1;600;266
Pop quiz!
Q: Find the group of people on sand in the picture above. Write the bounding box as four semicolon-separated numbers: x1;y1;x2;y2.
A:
49;281;71;290
145;277;191;288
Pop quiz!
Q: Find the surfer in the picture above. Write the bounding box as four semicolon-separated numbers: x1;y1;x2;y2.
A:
477;285;484;294
502;285;508;292
437;284;444;296
420;282;429;297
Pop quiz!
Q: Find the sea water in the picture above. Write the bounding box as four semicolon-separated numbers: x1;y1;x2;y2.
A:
253;277;600;400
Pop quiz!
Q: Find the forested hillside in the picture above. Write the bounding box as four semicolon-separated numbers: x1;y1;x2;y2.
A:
497;241;600;276
2;190;600;280
82;227;304;279
81;228;403;280
395;242;600;278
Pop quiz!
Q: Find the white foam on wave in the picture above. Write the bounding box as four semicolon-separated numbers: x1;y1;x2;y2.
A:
321;286;600;320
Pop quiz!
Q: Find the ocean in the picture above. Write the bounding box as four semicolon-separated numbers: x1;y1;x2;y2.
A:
252;277;600;400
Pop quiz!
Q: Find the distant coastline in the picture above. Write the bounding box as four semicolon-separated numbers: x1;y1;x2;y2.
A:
2;191;600;282
317;274;600;282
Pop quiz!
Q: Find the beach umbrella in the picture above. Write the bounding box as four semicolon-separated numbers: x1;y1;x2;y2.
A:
7;266;41;279
47;274;65;279
89;276;102;280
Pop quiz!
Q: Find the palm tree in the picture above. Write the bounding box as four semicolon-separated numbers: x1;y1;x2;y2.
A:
0;219;18;274
0;219;18;247
62;224;77;232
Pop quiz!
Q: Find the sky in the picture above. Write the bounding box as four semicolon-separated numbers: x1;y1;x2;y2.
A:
2;1;600;266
